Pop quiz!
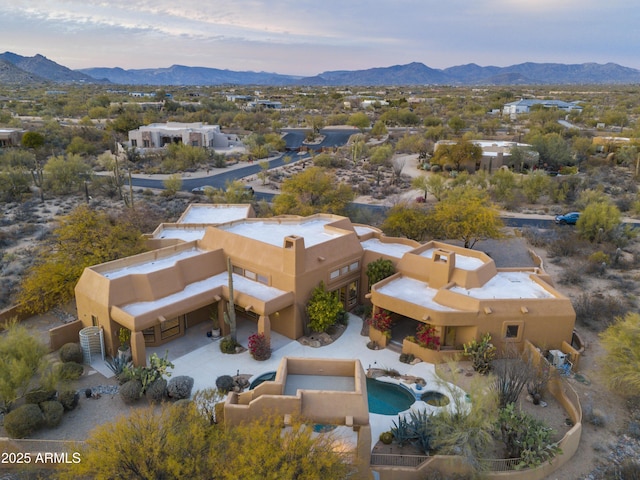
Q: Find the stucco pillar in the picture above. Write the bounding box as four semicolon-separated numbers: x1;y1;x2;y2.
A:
258;315;271;344
131;330;146;367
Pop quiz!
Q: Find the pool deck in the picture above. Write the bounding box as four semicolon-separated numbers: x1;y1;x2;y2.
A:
112;313;463;450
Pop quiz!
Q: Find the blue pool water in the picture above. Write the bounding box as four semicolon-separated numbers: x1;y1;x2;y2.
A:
249;371;277;390
366;377;415;415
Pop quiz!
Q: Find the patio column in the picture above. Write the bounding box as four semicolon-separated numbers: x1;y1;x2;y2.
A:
131;330;146;367
258;315;271;344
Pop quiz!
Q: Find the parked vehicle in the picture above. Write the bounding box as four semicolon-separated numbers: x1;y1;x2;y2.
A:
555;212;580;225
191;186;208;194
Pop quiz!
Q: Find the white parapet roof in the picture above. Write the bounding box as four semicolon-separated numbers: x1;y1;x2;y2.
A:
419;248;485;271
450;272;554;299
376;276;457;311
220;218;346;247
360;238;415;258
101;247;204;279
153;226;207;242
120;272;288;316
177;204;252;224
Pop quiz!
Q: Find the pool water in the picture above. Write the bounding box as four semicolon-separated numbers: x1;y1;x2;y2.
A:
249;371;277;389
366;377;415;415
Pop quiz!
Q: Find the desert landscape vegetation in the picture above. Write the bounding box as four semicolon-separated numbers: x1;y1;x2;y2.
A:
1;78;640;479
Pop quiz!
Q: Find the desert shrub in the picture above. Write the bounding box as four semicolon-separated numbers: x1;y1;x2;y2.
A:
216;375;235;394
559;264;586;286
24;389;57;405
57;361;84;380
547;233;580;257
58;390;79;411
59;342;83;364
120;379;143;403
40;400;64;428
583;402;607;427
146;378;167;403
220;336;240;354
248;333;271;361
167;376;194;400
4;403;44;438
573;293;629;331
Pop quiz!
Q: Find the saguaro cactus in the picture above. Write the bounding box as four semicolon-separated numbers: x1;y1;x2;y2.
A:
223;257;237;342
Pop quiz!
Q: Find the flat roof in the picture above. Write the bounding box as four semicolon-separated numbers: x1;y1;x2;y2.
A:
101;248;204;279
178;204;251;224
120;272;288;316
360;238;414;258
152;226;207;242
354;225;378;236
284;374;355;395
376;276;457;311
420;248;485;271
220;218;346;247
449;272;554;299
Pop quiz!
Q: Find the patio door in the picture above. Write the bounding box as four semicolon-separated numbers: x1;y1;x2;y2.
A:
338;280;358;310
443;326;456;348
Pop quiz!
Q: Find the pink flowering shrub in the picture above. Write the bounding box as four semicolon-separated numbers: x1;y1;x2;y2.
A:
248;333;271;361
416;324;440;350
368;310;393;333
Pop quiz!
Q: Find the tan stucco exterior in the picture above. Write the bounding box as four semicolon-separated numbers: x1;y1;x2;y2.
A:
74;207;575;368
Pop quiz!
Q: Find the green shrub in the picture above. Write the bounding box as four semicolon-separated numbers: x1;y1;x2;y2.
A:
24;389;57;405
58;390;79;411
167;376;194;400
220;336;240;354
4;404;44;438
59;342;84;364
379;431;393;444
216;375;235;394
40;400;64;428
146;378;167;403
120;379;143;404
307;282;343;333
57;361;84;380
588;250;610;265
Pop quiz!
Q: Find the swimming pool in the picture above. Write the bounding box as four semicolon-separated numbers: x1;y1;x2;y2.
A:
249;371;277;390
366;377;415;415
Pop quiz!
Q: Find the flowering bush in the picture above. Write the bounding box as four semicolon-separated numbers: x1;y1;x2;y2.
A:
415;324;440;350
368;310;393;332
248;333;271;361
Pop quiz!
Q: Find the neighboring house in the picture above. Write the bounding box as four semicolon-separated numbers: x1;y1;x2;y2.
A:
127;122;241;149
502;99;583;116
74;205;576;368
246;100;282;110
0;128;24;147
434;139;539;172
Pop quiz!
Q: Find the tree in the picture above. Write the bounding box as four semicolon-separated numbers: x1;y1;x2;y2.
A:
163;174;183;196
600;312;640;396
306;282;344;333
258;160;270;185
369;144;393;167
431;141;482;172
428;186;504;248
43;154;92;195
490;168;516;203
529;133;573;168
62;405;360;480
18;205;146;314
20;131;45;150
366;258;395;289
381;203;430;241
448;116;466;134
273;167;355;216
521;170;551;203
370;120;388;138
347;112;370;132
576;199;622;242
0;321;50;413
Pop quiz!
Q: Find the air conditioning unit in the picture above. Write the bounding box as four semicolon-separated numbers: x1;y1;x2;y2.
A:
548;349;567;368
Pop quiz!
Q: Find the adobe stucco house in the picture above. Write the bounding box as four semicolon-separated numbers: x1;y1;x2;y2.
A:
127;122;241;149
74;204;576;368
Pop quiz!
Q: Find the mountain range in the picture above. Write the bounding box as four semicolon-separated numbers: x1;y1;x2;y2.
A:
2;52;640;86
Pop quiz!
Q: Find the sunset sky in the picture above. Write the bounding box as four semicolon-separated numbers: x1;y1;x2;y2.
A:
1;0;637;76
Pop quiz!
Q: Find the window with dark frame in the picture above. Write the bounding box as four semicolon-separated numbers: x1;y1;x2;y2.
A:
505;325;519;338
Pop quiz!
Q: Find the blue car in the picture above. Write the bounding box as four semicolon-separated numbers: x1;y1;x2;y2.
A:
555;212;580;225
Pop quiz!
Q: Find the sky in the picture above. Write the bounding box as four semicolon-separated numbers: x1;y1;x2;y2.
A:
1;1;638;76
